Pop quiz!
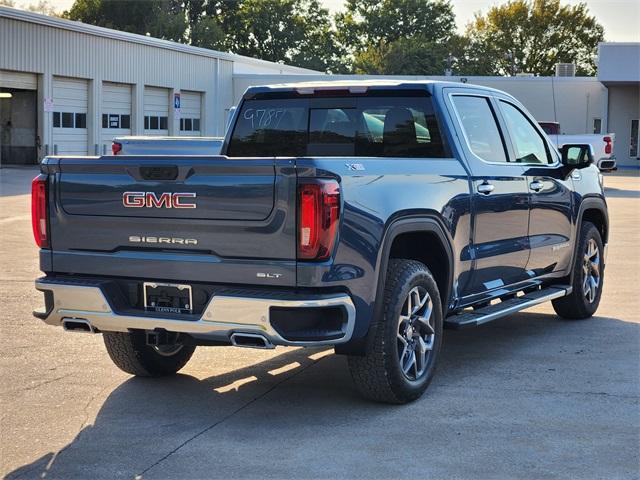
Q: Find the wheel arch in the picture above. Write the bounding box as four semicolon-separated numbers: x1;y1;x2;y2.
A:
570;196;609;284
336;212;454;355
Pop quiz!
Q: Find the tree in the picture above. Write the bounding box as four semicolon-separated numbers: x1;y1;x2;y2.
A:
462;0;604;76
353;37;451;75
61;0;341;71
63;0;186;42
226;0;342;72
336;0;457;74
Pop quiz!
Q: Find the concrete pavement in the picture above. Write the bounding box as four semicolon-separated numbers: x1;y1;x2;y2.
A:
1;167;638;479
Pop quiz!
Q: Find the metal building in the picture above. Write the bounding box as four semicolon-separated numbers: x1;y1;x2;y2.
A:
0;7;316;164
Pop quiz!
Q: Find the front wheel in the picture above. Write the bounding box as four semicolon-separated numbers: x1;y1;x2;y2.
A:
348;259;443;404
552;221;605;319
103;330;195;376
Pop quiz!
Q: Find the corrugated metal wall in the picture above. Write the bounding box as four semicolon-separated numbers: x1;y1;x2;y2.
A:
0;17;215;91
0;14;238;154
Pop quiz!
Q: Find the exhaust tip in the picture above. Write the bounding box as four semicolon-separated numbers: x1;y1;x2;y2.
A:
62;318;95;333
230;332;274;349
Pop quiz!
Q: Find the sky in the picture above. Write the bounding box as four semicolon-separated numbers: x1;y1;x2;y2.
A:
14;0;640;42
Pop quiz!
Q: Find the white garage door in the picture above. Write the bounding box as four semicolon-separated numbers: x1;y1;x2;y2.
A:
144;86;169;136
0;70;37;90
52;77;88;155
179;91;202;136
101;82;131;154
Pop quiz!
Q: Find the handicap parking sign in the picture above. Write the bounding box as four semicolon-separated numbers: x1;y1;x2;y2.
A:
174;92;181;109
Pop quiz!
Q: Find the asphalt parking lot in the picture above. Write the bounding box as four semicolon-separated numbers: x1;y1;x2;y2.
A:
0;166;638;480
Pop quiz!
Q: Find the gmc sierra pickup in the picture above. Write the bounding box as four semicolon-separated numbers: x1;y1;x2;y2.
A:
33;80;608;403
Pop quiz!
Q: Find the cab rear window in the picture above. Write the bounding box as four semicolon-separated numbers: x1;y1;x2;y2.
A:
226;96;447;158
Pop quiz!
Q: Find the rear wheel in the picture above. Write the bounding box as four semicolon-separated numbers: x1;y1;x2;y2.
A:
348;259;443;404
552;221;604;319
103;330;195;376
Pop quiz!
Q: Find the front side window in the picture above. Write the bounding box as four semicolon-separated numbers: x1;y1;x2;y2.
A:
451;95;507;163
226;96;446;158
499;101;550;164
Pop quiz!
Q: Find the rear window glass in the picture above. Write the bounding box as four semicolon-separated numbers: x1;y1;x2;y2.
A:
226;96;447;158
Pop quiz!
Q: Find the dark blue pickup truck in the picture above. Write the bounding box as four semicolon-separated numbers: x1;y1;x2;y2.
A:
33;80;608;403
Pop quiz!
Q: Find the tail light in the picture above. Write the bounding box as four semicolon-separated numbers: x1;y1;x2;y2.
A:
603;136;612;155
112;142;122;155
297;179;340;261
31;174;49;248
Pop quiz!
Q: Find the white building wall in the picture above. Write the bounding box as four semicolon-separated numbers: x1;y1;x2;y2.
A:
0;7;317;161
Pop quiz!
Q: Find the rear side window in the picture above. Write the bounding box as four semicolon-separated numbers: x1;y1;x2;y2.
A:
452;95;507;163
226;96;447;158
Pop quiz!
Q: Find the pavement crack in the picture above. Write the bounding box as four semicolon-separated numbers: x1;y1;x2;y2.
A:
436;383;639;400
135;354;328;479
12;373;73;393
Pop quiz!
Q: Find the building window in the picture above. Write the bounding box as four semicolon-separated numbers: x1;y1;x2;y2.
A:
593;118;602;134
75;113;86;129
631;119;639;158
101;113;130;130
144;115;168;131
61;112;74;128
180;117;201;132
54;111;86;129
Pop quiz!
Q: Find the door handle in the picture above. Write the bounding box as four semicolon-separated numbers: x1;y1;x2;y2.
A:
529;181;544;192
477;182;495;195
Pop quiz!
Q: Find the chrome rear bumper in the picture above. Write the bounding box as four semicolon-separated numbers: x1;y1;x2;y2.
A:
34;278;356;347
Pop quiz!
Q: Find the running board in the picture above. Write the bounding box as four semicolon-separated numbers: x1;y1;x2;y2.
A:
445;285;572;329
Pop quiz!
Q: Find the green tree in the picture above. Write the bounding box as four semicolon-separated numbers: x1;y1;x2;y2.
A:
353;37;451;75
336;0;457;74
462;0;604;76
227;0;342;71
63;0;186;42
62;0;341;71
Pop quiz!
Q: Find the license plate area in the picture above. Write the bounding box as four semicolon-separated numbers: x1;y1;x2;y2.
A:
143;282;193;314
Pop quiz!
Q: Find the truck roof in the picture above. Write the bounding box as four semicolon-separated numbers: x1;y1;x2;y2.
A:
243;79;505;98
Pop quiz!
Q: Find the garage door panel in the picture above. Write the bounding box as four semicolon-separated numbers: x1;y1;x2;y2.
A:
0;70;37;90
53;77;88;155
144;86;169;136
179;90;201;136
102;82;132;153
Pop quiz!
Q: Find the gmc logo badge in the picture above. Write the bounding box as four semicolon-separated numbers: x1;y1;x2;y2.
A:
122;192;197;209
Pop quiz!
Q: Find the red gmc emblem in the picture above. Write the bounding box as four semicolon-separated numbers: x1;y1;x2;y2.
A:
122;192;197;209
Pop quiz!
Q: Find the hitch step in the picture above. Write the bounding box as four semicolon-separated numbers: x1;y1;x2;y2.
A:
146;329;180;346
445;285;572;329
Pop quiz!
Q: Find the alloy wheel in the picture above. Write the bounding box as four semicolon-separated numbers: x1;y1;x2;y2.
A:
583;238;601;304
397;286;435;381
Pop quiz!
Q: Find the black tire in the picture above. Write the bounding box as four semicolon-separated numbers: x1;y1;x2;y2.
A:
552;221;605;319
102;330;195;376
348;259;443;404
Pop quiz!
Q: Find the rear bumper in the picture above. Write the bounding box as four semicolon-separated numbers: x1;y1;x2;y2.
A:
34;277;356;347
597;157;617;171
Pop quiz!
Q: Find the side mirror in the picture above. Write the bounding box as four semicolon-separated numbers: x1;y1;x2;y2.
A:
560;144;594;168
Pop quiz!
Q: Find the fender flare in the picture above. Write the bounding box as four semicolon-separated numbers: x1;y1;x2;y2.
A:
375;216;455;310
570;196;609;282
335;214;455;356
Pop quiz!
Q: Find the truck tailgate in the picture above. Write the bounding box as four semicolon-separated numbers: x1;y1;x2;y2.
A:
46;156;297;286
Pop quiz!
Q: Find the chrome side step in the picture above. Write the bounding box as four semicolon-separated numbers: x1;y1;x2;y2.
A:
445;285;572;329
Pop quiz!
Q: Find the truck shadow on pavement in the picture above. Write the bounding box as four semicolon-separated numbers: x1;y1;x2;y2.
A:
6;311;638;480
